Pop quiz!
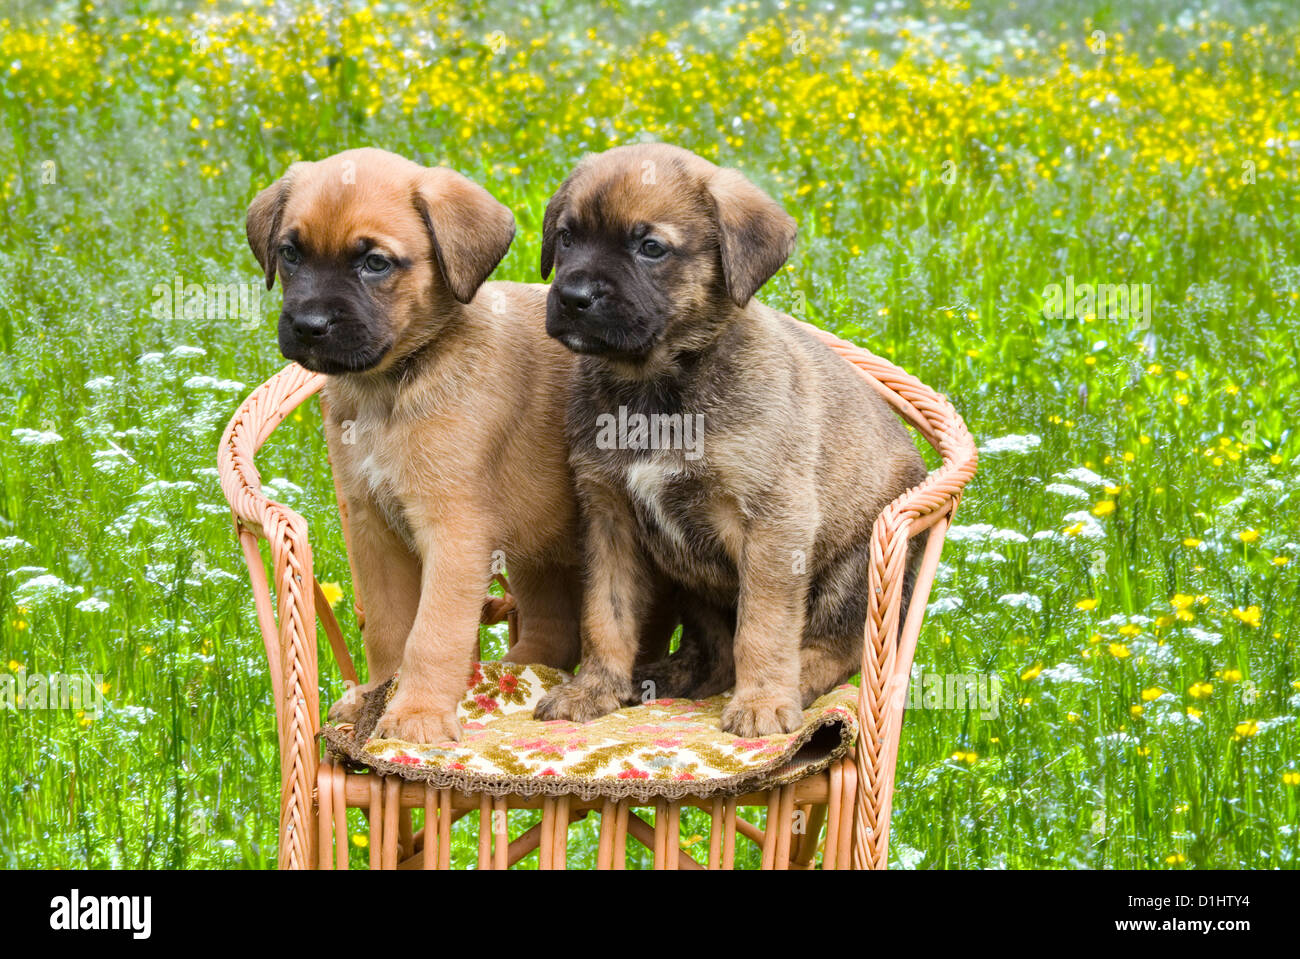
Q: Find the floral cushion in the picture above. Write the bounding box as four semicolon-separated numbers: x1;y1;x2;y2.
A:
322;661;859;801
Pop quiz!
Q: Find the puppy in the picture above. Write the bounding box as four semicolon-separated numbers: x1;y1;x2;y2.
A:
246;147;592;743
533;143;927;737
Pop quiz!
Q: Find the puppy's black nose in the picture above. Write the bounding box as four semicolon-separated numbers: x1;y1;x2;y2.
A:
557;282;601;312
290;312;331;339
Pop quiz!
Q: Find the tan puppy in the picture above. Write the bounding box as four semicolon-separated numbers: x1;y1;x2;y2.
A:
533;143;927;737
246;148;588;743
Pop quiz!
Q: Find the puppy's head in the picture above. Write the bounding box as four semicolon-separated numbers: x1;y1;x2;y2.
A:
540;143;795;364
246;148;515;375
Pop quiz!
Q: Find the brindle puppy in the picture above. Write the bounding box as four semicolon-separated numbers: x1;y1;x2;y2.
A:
532;144;927;737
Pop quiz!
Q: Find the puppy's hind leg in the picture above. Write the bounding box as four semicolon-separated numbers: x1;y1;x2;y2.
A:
501;559;582;671
797;527;928;708
634;575;681;667
797;637;862;708
634;598;736;701
797;542;870;708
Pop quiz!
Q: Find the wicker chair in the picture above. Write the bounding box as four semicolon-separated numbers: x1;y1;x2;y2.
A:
216;324;977;869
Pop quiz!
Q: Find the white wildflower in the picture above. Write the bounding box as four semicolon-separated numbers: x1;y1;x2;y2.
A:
999;592;1042;612
183;375;246;393
11;428;63;446
1045;482;1090;501
980;433;1042;455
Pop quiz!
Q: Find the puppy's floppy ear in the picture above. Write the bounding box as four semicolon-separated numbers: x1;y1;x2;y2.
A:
246;163;306;291
706;167;797;307
413;168;516;304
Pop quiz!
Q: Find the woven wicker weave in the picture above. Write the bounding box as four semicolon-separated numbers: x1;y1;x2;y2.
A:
216;324;977;869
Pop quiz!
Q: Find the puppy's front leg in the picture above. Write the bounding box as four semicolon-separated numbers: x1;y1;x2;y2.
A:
721;526;810;737
326;494;421;725
534;483;648;723
372;523;490;743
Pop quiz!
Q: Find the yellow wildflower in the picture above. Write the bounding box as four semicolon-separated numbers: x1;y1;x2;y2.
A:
320;582;344;608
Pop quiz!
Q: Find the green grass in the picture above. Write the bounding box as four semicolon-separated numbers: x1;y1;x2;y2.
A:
0;0;1297;868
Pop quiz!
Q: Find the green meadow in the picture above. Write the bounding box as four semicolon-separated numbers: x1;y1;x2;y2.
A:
1;0;1297;868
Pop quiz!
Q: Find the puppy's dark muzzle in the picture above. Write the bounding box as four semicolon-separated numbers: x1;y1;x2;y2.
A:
546;285;655;360
555;280;603;315
287;310;332;340
277;308;391;374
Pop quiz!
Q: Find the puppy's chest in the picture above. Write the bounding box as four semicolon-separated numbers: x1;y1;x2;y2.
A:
334;411;418;546
617;454;739;588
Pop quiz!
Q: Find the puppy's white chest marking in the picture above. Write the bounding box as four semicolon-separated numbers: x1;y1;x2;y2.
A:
359;448;401;496
626;458;687;545
348;413;415;546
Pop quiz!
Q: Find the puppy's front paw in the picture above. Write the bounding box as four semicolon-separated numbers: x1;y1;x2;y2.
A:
721;689;802;738
372;695;462;744
534;678;624;724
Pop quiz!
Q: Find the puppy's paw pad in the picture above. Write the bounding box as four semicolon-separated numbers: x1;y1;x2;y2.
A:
721;692;802;738
534;681;621;724
373;702;461;744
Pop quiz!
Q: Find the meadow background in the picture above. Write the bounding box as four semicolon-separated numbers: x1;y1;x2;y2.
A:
1;0;1298;869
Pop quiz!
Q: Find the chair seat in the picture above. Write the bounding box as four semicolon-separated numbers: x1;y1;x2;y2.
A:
323;661;859;802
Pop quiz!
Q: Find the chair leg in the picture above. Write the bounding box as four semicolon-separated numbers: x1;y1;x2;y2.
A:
437;789;452;869
840;756;858;869
380;777;401;869
708;797;724;869
597;799;617;869
665;802;681;870
760;791;780;869
539;798;555;869
367;776;384;870
552;796;570;870
774;786;796;870
398;808;414;861
423;785;437;870
317;759;334;870
493;797;508;870
331;764;348;870
652;799;666;869
614;800;629;869
793;803;828;869
625;811;703;870
478;795;493;870
312;777;839;870
825;761;844;869
722;797;737;869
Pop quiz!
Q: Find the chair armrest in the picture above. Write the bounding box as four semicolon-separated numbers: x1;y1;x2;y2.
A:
806;324;979;868
218;362;328;869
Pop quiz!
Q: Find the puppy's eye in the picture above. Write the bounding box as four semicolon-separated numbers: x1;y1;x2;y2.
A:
558;229;573;249
279;245;300;266
363;253;392;274
639;238;667;259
